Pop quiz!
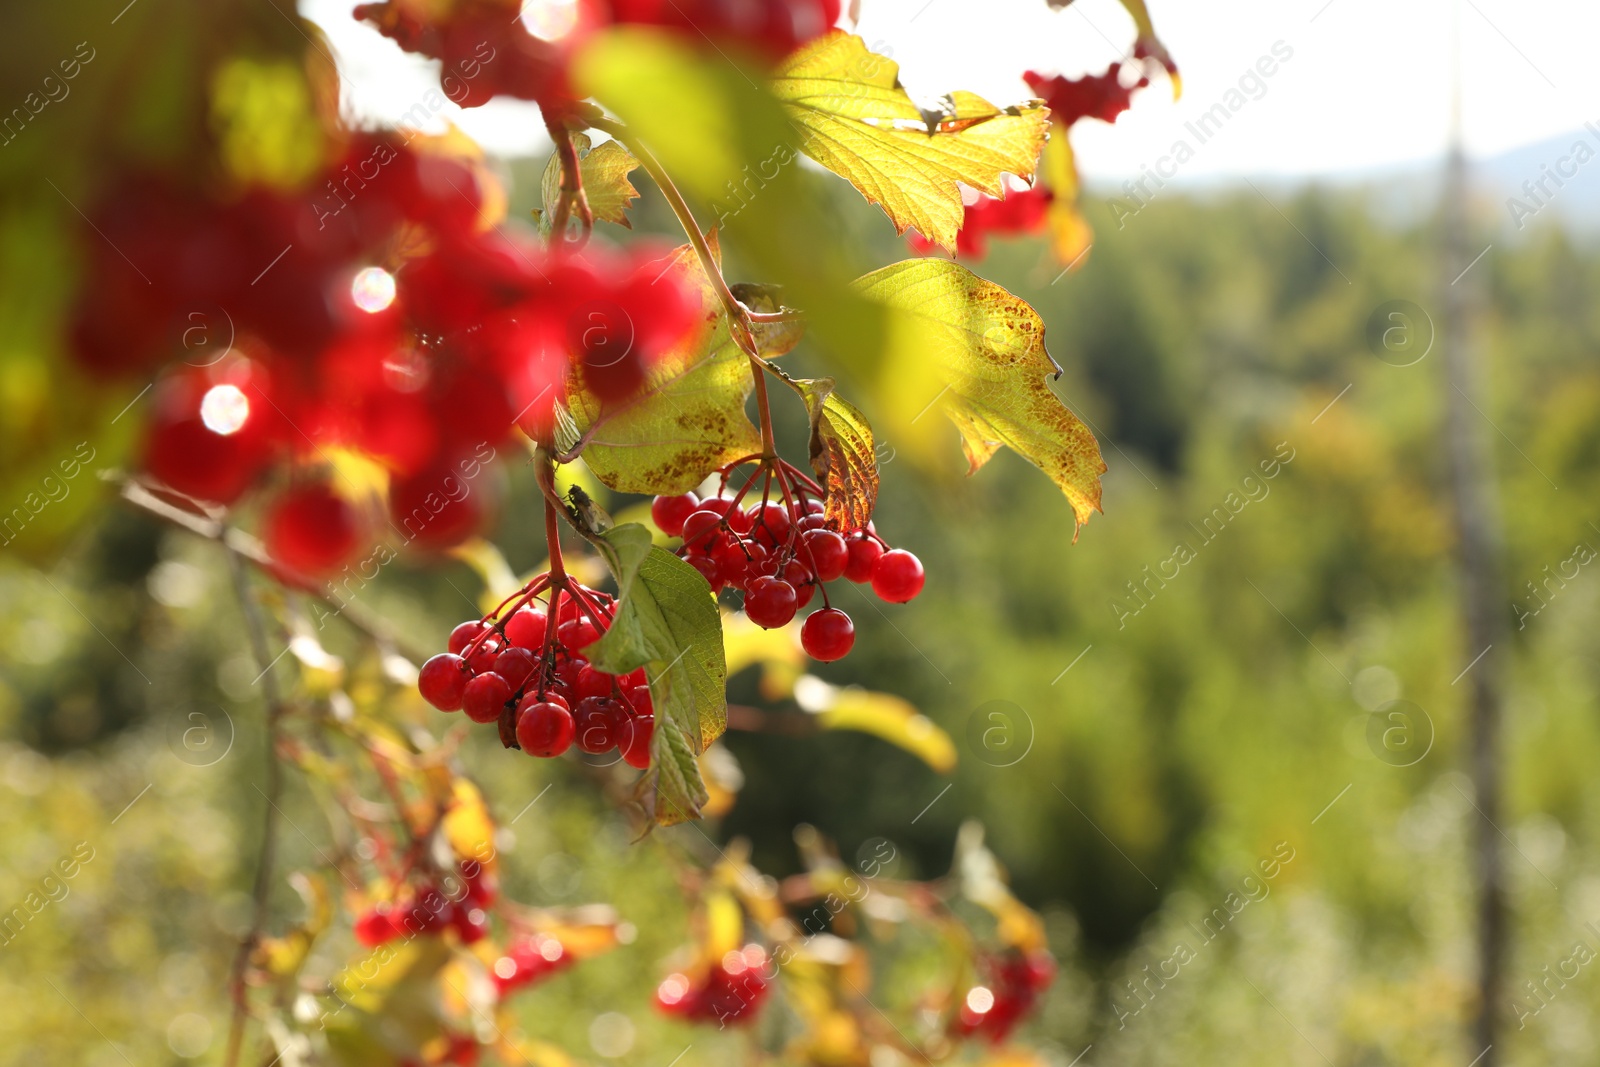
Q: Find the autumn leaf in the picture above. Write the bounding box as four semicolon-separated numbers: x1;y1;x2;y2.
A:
771;32;1050;252
853;259;1104;533
794;675;957;773
561;238;766;495
588;523;728;826
784;375;879;532
1041;129;1093;270
534;132;640;237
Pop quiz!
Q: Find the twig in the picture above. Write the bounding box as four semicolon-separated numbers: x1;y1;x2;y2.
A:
545;115;594;246
222;548;287;1067
115;476;431;664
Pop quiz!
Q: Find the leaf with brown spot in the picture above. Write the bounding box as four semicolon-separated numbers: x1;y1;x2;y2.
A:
852;259;1104;535
781;375;878;531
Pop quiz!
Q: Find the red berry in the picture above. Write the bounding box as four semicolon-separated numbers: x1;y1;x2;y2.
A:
744;577;798;629
504;607;548;649
784;560;817;609
558;618;602;652
651;493;699;536
871;549;925;603
573;696;619;754
516;699;574;757
621;715;653;768
463;671;512;724
624;684;653;717
465;635;502;675
263;481;364;578
419;653;470;710
801;529;849;582
844;538;884;583
687;554;723;591
575;666;614;700
801;609;854;662
494;646;537;689
354;906;398;947
448;620;492;655
681;509;724;553
716;539;768;588
748;502;791;548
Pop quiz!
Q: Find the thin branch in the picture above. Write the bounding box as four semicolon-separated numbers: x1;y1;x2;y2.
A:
222;548;287;1067
588;116;759;358
545;114;594;246
116;476;431;664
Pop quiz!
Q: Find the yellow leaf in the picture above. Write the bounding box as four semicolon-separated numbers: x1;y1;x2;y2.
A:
796;676;957;773
440;778;497;876
1042;130;1093;270
772;33;1050;252
535;132;641;237
854;259;1104;534
721;610;804;688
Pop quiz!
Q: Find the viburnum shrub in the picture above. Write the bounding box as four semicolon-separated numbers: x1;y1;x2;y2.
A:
63;0;1178;1062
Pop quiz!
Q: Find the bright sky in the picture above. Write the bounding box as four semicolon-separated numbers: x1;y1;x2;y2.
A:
304;0;1600;182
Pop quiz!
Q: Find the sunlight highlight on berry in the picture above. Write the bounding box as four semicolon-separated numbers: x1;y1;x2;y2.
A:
199;384;250;436
350;266;396;313
521;0;580;41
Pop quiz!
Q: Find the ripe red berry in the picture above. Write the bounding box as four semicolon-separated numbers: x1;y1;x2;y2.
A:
871;549;925;603
784;560;817;609
744;576;798;629
651;493;699;536
465;635;503;675
574;696;619;754
353;906;398;947
748;502;791;548
844;538;884;583
494;646;537;689
575;666;614;700
448;620;492;655
558;618;602;652
462;672;513;724
687;554;723;591
801;608;854;662
681;509;724;554
621;715;654;769
516;699;575;757
419;653;470;710
504;607;548;649
801;529;849;582
716;539;767;587
263;481;364;578
624;684;653;717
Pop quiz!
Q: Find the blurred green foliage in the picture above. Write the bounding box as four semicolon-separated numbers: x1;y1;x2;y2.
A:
5;157;1600;1065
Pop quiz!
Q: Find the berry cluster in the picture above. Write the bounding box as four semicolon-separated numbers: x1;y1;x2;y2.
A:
352;859;498;948
72;133;699;579
655;945;772;1026
909;183;1054;259
418;574;654;767
652;461;923;662
952;949;1056;1043
355;0;842;113
491;932;573;995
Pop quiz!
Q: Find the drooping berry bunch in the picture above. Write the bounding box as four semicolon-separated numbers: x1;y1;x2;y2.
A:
418;574;654;767
952;949;1057;1043
355;0;843;114
655;944;772;1026
352;857;499;948
491;932;574;995
651;458;924;663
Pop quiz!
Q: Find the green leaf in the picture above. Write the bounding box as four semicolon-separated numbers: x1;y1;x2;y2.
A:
562;241;765;495
852;259;1104;533
534;132;641;237
787;376;878;532
771;33;1050;252
588;523;728;825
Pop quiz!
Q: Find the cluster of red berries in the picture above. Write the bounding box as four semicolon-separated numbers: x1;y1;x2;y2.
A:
352;859;498;948
651;476;923;662
72;130;700;579
655;945;772;1026
418;576;655;767
952;949;1056;1043
909;183;1054;260
355;0;842;113
491;932;573;995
